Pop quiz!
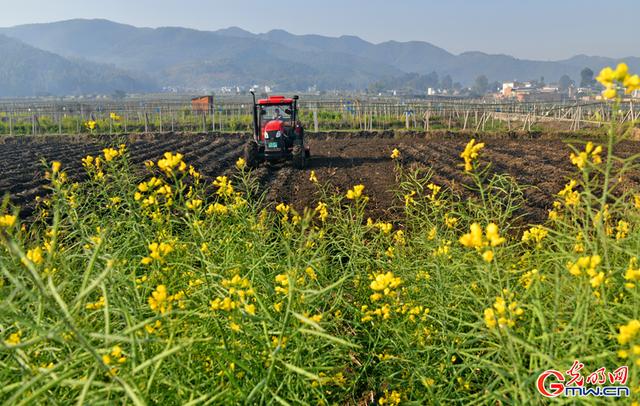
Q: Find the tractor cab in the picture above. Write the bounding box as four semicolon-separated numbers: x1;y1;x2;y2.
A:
244;93;309;169
259;104;292;127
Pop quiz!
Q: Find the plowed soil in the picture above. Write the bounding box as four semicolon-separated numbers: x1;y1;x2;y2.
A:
1;132;640;224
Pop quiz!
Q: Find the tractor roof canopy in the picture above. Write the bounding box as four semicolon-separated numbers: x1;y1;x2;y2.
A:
257;96;295;106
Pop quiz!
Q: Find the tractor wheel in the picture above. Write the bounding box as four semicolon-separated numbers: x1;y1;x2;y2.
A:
243;141;260;169
292;144;306;169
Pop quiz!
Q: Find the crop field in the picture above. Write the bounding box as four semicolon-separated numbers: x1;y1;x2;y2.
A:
3;132;640;223
2;96;640;403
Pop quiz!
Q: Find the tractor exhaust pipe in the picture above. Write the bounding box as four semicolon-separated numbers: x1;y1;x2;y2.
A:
250;91;259;143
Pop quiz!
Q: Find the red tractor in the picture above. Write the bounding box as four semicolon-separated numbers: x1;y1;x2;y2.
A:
243;91;310;169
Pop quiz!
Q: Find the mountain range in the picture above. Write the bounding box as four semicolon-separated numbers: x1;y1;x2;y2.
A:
0;19;638;97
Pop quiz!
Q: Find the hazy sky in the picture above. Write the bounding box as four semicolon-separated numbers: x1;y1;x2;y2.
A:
1;0;637;60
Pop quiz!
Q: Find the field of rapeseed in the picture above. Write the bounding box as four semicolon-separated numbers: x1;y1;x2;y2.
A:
1;66;640;404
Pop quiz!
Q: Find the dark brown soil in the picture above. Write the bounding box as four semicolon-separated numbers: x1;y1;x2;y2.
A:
1;132;639;224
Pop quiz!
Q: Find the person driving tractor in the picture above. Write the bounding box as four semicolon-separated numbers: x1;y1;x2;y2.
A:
273;108;283;120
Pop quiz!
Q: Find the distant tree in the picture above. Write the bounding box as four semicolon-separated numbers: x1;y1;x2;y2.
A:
112;90;127;99
539;76;545;87
424;71;439;88
473;75;489;95
453;82;463;92
580;68;595;88
440;74;453;90
368;82;385;94
489;81;501;93
558;74;574;91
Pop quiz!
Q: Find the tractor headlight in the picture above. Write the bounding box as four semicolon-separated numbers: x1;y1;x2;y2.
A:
264;131;269;139
276;131;282;138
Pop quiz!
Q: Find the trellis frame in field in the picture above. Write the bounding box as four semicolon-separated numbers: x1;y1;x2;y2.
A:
0;96;637;135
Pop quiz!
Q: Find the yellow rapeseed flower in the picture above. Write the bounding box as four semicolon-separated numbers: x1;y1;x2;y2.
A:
597;63;636;99
618;320;640;345
602;87;617;100
103;148;120;162
459;223;505;248
141;242;173;264
148;285;171;314
369;271;402;301
110;345;127;363
570;142;603;169
375;222;393;234
432;241;451;258
244;303;256;315
427;227;437;241
235;157;246;170
460;139;485;172
482;250;494;262
275;273;289;295
444;214;459;229
624;258;640;289
315;201;328;222
590;272;605;289
614;63;629;81
4;331;21;346
144;320;162;334
206;202;228;215
484;293;523;329
0;214;17;228
596;66;615;87
404;190;416;207
567;255;601;277
385;246;395;258
346;184;365;200
210;297;236;312
51;161;61;173
427;183;442;205
188;165;201;180
616;220;630;240
186;199;203;210
624;74;640;94
558;180;580;207
573;232;585;253
86;296;106;310
378;390;401;406
483;308;497;329
521;225;548;245
520;269;541;289
460;223;505;262
271;336;288;349
213;176;234;198
23;247;44;266
305;267;318;280
485;223;506;247
390;148;400;159
459;223;484;248
276;203;290;215
157;152;186;174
